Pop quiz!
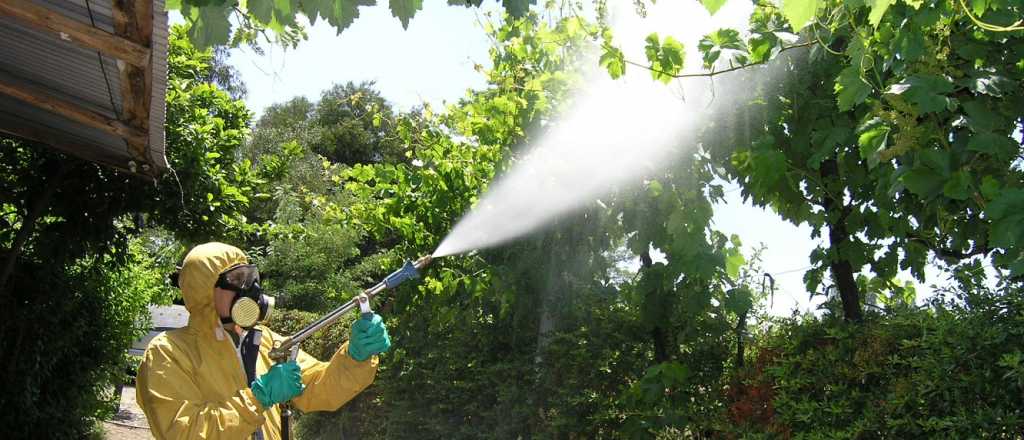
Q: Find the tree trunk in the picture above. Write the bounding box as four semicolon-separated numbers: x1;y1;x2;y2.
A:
735;310;747;368
828;225;862;322
819;159;862;322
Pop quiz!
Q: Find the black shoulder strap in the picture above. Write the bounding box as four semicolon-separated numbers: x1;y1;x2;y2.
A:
240;329;264;440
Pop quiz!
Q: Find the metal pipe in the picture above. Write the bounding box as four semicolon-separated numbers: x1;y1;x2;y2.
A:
270;256;432;361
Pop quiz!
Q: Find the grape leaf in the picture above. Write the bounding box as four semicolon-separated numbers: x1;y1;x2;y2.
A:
942;170;971;200
600;46;626;79
186;5;232;48
835;66;871;111
868;0;893;27
901;167;945;198
886;74;954;114
701;0;728;15
967;132;1017;160
502;0;534;18
782;0;819;31
390;0;423;29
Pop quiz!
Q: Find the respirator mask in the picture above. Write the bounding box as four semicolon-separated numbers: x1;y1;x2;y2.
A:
215;264;275;329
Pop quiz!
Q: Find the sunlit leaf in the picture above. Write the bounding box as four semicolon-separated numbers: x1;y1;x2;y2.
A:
868;0;893;27
782;0;819;31
600;46;626;79
701;0;728;15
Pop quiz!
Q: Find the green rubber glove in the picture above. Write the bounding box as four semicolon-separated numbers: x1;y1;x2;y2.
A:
250;361;305;408
348;313;391;362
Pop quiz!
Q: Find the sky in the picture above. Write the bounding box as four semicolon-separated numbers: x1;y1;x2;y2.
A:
222;3;497;114
176;0;956;316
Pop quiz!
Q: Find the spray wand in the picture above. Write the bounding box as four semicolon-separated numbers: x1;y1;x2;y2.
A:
270;255;433;362
270;255;433;440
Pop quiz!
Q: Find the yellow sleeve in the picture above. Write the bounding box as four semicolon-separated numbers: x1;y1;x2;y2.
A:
290;341;379;412
136;337;267;440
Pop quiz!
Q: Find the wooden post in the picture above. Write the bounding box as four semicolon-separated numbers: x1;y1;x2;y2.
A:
112;0;153;161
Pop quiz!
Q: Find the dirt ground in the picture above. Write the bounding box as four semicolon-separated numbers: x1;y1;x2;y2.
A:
102;385;153;440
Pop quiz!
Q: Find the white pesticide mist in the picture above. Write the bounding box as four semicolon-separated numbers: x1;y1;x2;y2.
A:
433;0;766;258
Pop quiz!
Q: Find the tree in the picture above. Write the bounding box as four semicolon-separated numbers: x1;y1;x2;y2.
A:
314;82;405;165
592;0;1024;321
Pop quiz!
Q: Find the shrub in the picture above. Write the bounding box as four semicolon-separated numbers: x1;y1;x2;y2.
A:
730;291;1024;438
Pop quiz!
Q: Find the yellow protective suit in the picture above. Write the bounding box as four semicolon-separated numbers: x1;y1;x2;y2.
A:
136;242;378;439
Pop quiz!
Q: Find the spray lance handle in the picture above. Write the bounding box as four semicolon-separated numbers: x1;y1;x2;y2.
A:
357;293;373;320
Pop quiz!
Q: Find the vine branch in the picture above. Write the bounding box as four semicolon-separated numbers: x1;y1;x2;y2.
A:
623;41;817;79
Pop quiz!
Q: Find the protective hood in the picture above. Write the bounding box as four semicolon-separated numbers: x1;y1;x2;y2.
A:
178;242;249;333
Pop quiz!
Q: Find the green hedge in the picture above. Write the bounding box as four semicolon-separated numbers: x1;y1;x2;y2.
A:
728;293;1024;439
0;242;166;438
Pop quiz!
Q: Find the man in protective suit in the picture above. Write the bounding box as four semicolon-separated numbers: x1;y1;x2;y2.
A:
136;242;390;439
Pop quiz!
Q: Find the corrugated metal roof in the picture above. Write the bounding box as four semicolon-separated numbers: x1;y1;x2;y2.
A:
0;0;168;177
148;0;168;173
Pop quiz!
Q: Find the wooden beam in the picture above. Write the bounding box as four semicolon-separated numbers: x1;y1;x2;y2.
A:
112;0;153;160
0;77;147;146
0;123;143;176
0;0;150;67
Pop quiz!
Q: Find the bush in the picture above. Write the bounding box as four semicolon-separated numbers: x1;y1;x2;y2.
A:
0;240;168;438
729;291;1024;438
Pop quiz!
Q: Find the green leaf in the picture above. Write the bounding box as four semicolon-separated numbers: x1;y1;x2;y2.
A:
962;100;1005;131
886;74;955;114
701;0;729;15
918;148;952;176
724;287;754;314
320;0;370;33
981;176;1001;200
868;0;894;27
967;132;1018;159
942;170;971;200
645;33;661;65
990;215;1024;249
725;251;745;279
186;6;232;48
782;0;819;31
698;29;745;69
901;167;945;198
747;34;777;63
249;0;275;24
903;0;923;8
390;0;423;29
857;124;889;166
600;46;626;79
967;74;1017;97
166;0;182;9
835;66;871;111
970;0;990;16
502;0;534;18
987;188;1024;220
644;33;685;83
647;179;664;197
